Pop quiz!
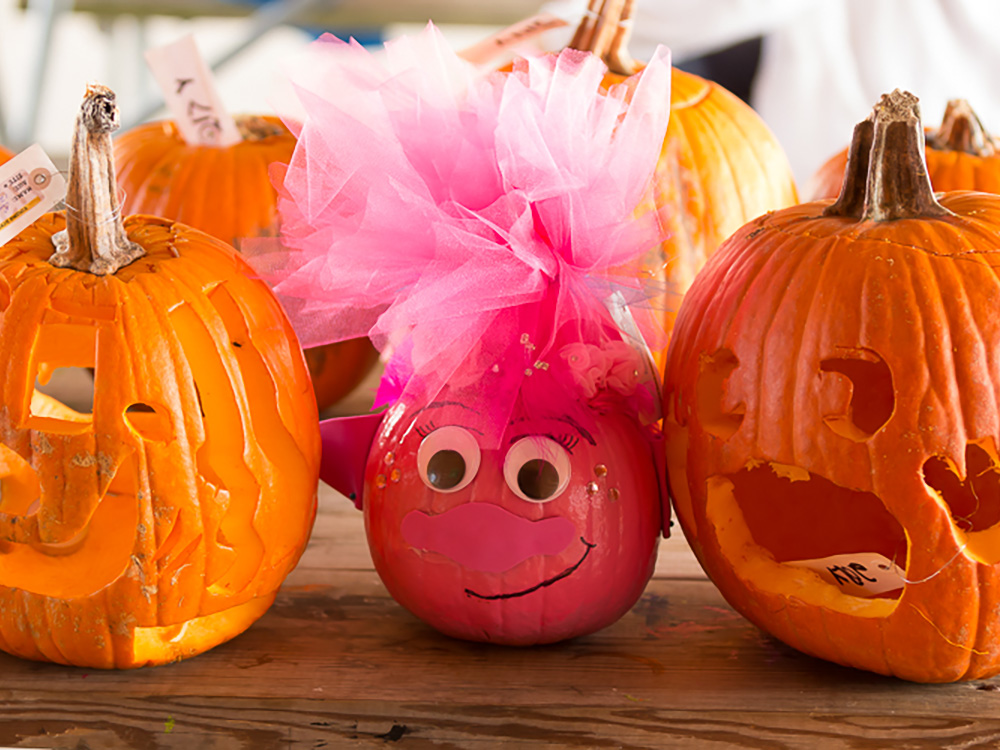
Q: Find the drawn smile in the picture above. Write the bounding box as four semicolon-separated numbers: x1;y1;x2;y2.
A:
464;537;597;601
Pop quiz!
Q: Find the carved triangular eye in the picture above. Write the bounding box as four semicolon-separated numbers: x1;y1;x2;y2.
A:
821;349;894;441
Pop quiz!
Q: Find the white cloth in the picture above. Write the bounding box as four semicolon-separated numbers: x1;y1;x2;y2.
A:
543;0;1000;186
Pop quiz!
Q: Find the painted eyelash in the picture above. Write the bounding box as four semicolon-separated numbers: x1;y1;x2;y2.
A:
415;420;437;439
551;433;579;454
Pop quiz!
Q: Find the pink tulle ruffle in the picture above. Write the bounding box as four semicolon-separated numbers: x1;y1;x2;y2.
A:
253;24;671;443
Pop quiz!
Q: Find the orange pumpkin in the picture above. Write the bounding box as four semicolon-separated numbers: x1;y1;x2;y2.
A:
0;144;12;165
0;85;320;669
114;115;379;411
664;90;1000;682
808;98;1000;199
563;0;798;368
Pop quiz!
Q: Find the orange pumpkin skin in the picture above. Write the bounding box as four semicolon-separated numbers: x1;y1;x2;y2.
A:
808;100;1000;200
0;213;320;668
605;68;798;369
664;94;1000;682
114;116;293;244
114;116;378;411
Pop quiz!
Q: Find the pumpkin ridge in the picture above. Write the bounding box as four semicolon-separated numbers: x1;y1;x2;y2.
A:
704;84;787;210
669;70;712;110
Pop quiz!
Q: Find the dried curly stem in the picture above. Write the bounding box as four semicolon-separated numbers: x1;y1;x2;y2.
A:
567;0;638;76
926;99;998;157
50;83;144;275
824;89;954;222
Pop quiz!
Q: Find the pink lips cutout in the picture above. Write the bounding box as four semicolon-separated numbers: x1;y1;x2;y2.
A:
400;503;577;573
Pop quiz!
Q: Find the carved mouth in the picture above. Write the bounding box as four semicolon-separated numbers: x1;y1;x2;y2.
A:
709;462;908;602
464;537;596;601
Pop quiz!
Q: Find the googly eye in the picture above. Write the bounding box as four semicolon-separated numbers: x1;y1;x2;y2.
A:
504;437;572;503
417;425;481;493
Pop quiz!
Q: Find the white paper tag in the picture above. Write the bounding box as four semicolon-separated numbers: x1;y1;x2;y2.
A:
144;33;242;147
787;552;905;597
0;144;67;248
458;13;569;66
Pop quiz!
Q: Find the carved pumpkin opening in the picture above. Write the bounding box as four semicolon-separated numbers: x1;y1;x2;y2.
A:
708;462;908;604
0;442;40;521
924;441;1000;565
820;350;894;442
124;402;173;443
30;323;98;428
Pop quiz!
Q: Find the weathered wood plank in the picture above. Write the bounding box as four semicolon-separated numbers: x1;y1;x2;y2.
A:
2;697;999;750
0;575;996;714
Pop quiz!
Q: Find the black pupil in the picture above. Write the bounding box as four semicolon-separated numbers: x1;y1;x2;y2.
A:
427;449;466;490
517;459;560;501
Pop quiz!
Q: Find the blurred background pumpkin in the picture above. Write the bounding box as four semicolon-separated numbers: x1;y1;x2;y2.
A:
553;0;798;370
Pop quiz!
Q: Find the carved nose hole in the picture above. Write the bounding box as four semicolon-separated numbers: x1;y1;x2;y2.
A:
820;350;894;441
124;403;174;443
924;444;1000;533
696;348;745;440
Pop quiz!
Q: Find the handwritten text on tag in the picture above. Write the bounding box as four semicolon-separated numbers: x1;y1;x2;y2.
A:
459;14;569;66
787;552;905;597
145;34;242;147
0;144;67;248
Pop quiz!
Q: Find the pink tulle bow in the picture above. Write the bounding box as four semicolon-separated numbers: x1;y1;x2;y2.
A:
256;23;672;443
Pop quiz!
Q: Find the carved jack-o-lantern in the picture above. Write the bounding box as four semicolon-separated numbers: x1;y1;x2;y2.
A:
664;91;1000;682
0;86;319;669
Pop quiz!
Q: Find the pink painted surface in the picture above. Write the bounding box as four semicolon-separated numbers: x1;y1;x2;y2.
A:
400;503;576;573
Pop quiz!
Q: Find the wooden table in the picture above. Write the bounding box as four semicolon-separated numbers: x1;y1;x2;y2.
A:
8;373;1000;748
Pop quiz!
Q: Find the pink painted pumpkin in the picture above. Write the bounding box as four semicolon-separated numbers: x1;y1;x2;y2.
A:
260;27;672;644
359;385;661;644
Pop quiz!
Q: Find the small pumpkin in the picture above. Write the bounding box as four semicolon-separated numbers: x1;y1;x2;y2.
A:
664;90;1000;682
114;115;378;411
808;98;1000;199
362;386;662;645
0;85;320;669
562;0;798;368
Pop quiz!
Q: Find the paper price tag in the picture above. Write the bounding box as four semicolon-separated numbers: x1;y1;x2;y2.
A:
145;33;242;147
787;552;905;597
458;13;569;66
0;144;67;248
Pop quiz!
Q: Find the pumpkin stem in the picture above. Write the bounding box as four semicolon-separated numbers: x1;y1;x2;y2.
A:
567;0;639;76
824;89;954;222
235;114;284;141
927;98;998;157
50;84;144;275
